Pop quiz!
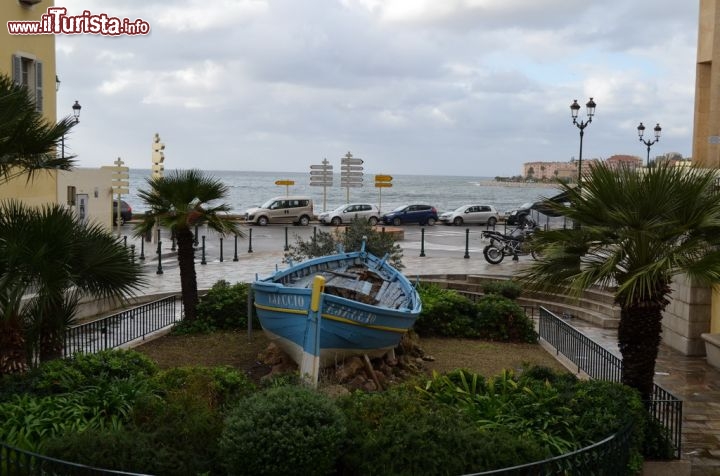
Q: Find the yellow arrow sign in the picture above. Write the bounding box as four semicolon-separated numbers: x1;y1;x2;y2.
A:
375;175;393;182
375;182;393;188
275;180;295;186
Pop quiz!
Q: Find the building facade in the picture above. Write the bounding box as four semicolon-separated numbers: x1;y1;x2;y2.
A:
1;1;119;229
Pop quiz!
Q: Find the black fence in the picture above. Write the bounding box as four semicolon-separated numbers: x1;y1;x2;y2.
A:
538;306;683;459
64;295;180;357
0;442;149;475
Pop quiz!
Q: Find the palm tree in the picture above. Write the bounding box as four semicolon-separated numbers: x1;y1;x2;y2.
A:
519;163;720;402
0;73;77;184
0;201;146;373
135;170;242;321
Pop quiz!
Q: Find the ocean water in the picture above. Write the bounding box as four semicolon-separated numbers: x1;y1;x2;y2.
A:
126;169;560;216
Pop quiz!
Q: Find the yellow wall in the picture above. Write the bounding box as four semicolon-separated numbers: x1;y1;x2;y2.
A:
0;0;57;123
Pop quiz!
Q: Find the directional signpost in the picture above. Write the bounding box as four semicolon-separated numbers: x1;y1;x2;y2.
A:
309;158;333;211
340;151;363;202
374;174;393;213
102;157;130;236
275;180;295;196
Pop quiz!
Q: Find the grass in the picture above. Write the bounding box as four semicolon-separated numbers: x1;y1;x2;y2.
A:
135;329;567;379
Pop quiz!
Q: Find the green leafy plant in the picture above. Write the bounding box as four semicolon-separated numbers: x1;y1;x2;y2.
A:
172;280;255;335
475;294;538;342
415;283;479;337
219;385;346;476
482;280;523;299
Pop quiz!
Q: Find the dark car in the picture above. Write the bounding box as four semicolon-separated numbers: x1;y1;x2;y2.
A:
113;200;132;225
505;202;533;226
381;204;438;226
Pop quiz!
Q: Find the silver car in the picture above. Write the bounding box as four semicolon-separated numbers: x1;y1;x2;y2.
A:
439;204;499;226
318;203;379;226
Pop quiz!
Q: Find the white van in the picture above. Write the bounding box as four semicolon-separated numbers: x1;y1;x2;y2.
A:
244;196;314;226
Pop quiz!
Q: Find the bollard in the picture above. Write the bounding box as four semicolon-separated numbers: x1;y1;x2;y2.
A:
130;244;135;263
156;241;163;274
123;236;127;248
248;228;254;253
194;225;199;246
171;230;176;252
233;234;239;261
382;226;386;234
201;236;207;265
219;237;224;262
284;227;289;251
157;228;161;243
420;227;426;257
139;238;145;261
464;228;470;259
313;226;317;241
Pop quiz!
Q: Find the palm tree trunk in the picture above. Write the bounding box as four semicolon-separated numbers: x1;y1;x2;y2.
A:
0;318;28;375
176;227;199;321
617;302;664;402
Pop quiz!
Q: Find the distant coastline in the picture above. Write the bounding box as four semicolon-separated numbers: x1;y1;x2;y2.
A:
477;180;561;189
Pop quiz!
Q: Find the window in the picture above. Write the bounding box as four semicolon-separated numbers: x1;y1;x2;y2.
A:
12;54;43;112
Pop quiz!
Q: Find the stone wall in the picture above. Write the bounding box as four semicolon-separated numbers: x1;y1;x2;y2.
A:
662;274;712;356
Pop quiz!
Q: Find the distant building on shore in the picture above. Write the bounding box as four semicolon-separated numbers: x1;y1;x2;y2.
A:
522;159;601;182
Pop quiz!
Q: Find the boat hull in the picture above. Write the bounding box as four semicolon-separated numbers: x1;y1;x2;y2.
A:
252;251;420;367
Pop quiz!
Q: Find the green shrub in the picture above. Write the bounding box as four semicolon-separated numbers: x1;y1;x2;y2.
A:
219;386;346;476
338;385;546;475
482;280;522;299
151;366;255;410
415;283;479;337
475;294;537;342
173;280;253;334
33;349;158;394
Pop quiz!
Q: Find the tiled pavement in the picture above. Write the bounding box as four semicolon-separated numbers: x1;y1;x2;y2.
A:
125;232;720;475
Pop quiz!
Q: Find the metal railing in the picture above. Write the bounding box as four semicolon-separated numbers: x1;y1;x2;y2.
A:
64;295;180;357
466;423;634;475
538;306;683;459
1;442;150;475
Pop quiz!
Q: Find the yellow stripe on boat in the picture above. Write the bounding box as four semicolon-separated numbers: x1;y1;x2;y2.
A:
254;303;407;334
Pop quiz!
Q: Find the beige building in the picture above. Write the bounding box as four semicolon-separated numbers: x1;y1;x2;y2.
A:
1;0;119;229
522;158;600;181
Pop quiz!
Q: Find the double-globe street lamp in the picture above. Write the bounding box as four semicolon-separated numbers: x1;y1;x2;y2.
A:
637;122;661;168
570;97;596;187
60;100;82;158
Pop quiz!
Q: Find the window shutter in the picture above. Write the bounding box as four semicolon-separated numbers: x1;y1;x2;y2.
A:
35;60;43;112
12;55;22;85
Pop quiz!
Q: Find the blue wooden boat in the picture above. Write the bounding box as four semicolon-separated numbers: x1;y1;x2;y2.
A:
252;245;421;382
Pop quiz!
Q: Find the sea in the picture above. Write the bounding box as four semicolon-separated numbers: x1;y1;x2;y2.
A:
125;169;561;216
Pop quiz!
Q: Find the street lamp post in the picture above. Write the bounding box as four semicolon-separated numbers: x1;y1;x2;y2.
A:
637;122;661;167
60;100;82;158
570;97;596;187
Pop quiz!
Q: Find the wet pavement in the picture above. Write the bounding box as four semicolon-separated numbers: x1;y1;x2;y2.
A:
118;223;720;475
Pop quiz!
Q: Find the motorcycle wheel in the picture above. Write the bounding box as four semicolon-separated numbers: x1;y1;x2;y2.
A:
531;249;542;260
483;244;505;264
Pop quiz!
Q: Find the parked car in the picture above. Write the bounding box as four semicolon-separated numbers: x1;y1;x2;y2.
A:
112;199;132;225
318;203;379;226
505;202;533;226
244;196;314;226
439;204;499;226
381;204;438;226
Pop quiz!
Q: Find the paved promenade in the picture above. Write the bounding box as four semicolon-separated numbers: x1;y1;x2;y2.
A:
120;224;719;475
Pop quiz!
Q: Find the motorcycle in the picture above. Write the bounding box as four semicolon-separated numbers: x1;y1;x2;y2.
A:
481;222;541;264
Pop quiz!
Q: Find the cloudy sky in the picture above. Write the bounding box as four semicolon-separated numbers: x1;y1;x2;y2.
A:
52;0;700;176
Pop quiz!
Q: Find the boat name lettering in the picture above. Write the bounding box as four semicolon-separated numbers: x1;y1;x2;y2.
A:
324;303;376;324
267;294;306;308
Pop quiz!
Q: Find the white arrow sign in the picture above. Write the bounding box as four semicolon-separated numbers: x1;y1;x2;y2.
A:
310;164;333;170
341;158;364;165
341;171;364;177
310;170;333;176
341;165;364;171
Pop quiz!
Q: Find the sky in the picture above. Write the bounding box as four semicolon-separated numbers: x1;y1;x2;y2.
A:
50;0;700;176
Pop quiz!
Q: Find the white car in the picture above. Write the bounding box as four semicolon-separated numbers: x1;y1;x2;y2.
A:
439;204;499;226
318;203;380;226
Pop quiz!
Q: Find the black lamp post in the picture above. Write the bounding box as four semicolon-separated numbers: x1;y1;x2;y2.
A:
60;100;82;158
637;122;661;168
570;97;596;187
